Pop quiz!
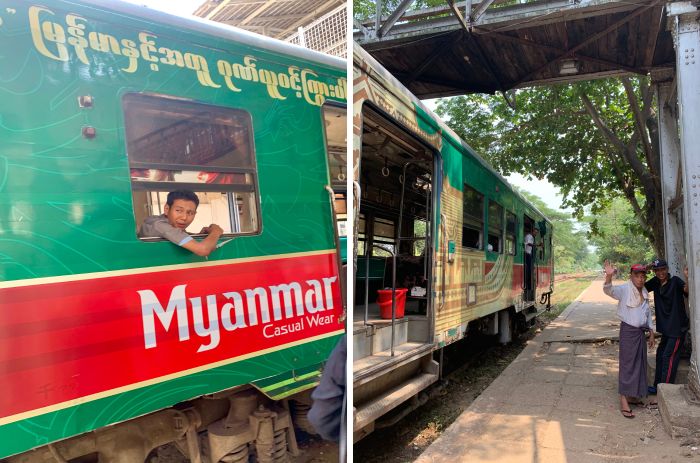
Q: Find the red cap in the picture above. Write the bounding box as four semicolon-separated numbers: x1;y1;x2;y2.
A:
630;264;648;273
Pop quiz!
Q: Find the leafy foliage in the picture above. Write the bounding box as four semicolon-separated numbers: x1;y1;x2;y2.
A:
435;78;664;257
354;0;446;23
587;197;655;267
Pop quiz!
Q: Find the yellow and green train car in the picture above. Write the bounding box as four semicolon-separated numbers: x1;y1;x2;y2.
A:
353;45;553;440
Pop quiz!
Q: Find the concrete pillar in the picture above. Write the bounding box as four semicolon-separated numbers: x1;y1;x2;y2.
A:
668;1;700;396
654;76;686;276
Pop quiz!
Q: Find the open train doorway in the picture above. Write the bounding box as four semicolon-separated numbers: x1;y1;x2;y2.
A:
356;105;435;330
523;215;536;302
354;104;439;440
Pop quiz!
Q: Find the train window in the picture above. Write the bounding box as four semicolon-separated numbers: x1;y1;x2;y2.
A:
373;217;395;257
506;211;517;255
322;104;346;190
488;201;503;253
124;93;260;239
322;105;347;244
358;215;367;256
462;185;484;249
413;219;427;256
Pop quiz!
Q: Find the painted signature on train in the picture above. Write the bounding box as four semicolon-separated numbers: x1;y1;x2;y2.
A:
26;6;346;107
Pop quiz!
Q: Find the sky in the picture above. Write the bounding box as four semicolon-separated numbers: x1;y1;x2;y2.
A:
507;173;572;213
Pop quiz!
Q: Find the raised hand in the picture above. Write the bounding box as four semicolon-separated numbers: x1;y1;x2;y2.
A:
604;259;615;277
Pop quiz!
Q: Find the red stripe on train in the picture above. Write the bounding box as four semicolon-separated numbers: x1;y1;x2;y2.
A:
0;253;343;420
482;262;552;292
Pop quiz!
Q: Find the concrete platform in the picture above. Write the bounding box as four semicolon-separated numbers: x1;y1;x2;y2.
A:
657;383;700;439
415;279;700;463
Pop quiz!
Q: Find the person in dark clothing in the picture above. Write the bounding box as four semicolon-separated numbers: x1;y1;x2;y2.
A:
308;335;346;449
644;259;689;394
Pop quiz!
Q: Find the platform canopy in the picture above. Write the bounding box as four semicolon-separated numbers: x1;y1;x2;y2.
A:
354;0;675;98
195;0;344;39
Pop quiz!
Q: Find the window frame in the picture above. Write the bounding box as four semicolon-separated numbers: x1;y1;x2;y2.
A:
320;102;348;191
462;184;484;250
123;92;262;240
487;200;504;254
505;210;517;256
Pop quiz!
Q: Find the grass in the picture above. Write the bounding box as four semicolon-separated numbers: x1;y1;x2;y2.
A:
541;276;597;322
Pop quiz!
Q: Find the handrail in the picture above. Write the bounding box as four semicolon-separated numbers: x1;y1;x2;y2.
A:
389;162;413;358
370;244;397;357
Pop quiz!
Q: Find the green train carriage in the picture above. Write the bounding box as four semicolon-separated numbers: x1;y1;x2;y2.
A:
352;45;553;439
0;1;347;460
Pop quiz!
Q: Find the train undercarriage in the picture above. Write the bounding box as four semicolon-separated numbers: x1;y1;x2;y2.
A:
5;387;317;463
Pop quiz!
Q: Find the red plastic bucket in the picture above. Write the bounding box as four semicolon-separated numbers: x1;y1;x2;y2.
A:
377;288;408;319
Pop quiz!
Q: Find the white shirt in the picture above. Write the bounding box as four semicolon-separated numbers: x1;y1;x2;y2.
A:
525;233;534;255
603;281;653;329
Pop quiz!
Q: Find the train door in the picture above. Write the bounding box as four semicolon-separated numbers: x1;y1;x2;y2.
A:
353;104;439;439
523;215;536;302
321;103;348;306
538;220;554;299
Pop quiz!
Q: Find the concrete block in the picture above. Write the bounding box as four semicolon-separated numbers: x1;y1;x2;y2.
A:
657;383;700;438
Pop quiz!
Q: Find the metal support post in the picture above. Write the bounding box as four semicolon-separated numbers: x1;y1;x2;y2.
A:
668;1;700;396
374;0;383;39
655;77;686;276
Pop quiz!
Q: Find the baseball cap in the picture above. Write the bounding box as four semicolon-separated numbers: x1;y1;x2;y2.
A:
630;264;648;273
651;258;668;269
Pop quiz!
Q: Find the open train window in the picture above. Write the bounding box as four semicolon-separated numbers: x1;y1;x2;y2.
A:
462;184;484;249
488;201;503;253
123;93;261;240
506;211;516;255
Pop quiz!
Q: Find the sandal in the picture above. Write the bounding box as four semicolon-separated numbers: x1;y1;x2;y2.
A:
621;409;635;419
647;401;658;409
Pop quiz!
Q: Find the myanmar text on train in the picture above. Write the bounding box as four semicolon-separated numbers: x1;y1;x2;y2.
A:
138;276;338;353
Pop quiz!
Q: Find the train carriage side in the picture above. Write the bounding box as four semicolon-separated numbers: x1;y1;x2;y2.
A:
435;134;554;347
353;45;553;440
0;1;346;460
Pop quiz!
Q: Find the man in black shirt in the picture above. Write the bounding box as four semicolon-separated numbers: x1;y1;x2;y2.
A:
645;259;689;394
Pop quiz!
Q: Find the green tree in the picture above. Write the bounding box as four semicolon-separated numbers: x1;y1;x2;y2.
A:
516;190;597;274
588;197;655;268
354;0;446;23
435;77;664;258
